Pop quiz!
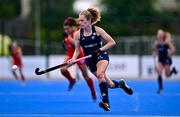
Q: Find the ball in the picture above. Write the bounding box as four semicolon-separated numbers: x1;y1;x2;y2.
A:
12;65;18;71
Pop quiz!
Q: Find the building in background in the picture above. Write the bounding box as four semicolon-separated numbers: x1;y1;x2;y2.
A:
73;0;103;13
154;0;180;11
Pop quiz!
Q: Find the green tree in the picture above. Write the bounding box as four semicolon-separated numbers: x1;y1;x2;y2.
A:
30;0;76;43
29;0;76;54
0;0;20;18
100;0;159;36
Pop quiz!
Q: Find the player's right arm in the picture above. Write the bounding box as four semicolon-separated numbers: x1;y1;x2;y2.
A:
167;40;176;56
152;40;157;67
152;40;157;57
71;30;80;60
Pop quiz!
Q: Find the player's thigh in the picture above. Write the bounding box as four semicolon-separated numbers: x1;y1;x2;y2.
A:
96;60;108;74
96;60;114;85
78;64;89;77
156;62;164;75
164;65;171;77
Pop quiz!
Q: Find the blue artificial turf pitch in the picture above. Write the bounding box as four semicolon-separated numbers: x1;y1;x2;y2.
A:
0;79;180;117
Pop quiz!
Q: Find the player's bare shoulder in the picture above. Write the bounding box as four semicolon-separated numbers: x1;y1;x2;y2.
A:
74;29;80;40
94;26;106;36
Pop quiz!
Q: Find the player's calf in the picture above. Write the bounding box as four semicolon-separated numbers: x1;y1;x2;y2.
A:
68;79;76;91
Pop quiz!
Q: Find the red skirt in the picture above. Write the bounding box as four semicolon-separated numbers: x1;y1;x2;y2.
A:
12;59;23;68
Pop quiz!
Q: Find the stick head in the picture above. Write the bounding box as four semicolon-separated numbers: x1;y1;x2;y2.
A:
35;68;44;75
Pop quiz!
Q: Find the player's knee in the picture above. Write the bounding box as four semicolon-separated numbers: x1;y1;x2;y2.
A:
157;69;162;75
81;71;88;78
96;71;105;80
165;72;170;77
60;68;67;74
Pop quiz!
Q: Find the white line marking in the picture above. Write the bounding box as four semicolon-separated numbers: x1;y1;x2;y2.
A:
0;114;179;117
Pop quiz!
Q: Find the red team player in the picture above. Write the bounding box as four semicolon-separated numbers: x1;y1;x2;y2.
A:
60;17;97;101
11;41;25;82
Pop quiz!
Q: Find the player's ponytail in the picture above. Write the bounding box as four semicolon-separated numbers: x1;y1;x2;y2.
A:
164;31;171;43
80;8;101;25
87;8;101;25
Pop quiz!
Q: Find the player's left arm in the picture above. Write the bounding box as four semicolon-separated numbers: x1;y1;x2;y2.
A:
167;40;176;56
18;47;23;59
95;26;116;52
68;35;76;46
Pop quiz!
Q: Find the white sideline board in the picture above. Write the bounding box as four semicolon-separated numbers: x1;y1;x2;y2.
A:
1;55;179;79
141;56;180;79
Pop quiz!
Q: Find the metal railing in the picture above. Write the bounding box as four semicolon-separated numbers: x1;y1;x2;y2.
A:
1;35;180;56
111;35;180;55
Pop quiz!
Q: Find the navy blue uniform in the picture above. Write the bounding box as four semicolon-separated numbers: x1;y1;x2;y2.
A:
156;41;172;65
80;26;109;73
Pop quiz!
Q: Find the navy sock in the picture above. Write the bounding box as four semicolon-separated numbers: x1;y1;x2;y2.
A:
99;82;109;103
170;68;174;76
158;75;163;90
109;80;120;88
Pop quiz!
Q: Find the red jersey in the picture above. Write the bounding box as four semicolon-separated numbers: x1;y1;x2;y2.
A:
12;47;23;67
64;32;84;58
64;32;85;65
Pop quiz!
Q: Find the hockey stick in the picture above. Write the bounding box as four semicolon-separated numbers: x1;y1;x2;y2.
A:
35;55;92;75
153;55;157;72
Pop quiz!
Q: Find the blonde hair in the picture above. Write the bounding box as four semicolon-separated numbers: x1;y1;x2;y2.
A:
164;31;171;42
157;29;163;34
157;29;171;42
80;8;101;25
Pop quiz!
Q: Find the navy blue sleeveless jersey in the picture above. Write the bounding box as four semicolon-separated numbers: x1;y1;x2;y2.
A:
79;26;109;73
80;26;102;55
156;41;172;65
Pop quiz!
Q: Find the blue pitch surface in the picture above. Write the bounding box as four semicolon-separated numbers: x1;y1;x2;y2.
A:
0;79;180;117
